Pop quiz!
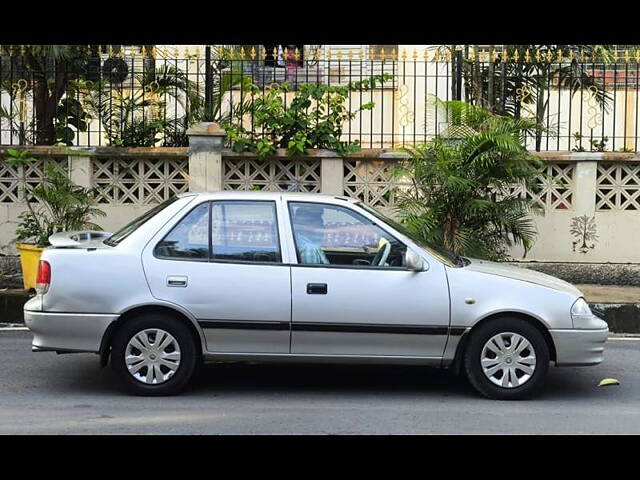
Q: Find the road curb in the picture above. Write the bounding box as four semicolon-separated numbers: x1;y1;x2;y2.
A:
590;303;640;333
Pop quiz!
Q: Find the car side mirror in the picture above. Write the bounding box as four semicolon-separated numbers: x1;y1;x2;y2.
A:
405;249;427;272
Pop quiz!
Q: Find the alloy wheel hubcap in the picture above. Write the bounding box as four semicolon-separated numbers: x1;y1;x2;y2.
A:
125;328;181;385
480;332;536;389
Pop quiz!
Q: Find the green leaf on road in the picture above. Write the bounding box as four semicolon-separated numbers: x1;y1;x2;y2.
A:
598;378;620;387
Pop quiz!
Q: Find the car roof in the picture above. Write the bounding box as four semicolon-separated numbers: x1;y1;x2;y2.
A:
178;191;358;204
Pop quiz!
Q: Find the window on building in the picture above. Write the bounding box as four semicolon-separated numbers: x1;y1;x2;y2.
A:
370;45;399;60
263;44;304;67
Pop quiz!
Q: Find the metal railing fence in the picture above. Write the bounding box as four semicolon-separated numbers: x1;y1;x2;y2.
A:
1;46;639;152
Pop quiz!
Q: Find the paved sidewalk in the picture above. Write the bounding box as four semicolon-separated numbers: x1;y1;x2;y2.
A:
577;284;640;303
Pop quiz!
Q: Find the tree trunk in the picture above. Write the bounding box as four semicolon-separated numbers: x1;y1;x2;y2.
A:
33;64;69;145
33;78;56;145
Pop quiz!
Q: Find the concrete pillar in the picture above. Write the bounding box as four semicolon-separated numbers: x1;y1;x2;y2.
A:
574;158;598;214
625;90;636;152
320;156;344;195
68;154;92;189
186;122;226;192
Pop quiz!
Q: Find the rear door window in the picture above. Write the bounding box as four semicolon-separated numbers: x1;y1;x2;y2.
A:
210;201;282;263
154;200;282;264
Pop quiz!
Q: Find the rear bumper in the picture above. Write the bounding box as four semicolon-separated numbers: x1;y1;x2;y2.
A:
24;306;118;353
550;322;609;367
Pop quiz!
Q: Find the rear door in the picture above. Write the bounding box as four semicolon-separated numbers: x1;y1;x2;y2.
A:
142;199;292;354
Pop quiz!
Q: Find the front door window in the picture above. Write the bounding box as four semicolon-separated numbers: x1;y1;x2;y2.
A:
288;202;407;268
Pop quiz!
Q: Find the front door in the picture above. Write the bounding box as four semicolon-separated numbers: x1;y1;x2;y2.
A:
286;201;450;358
143;200;291;354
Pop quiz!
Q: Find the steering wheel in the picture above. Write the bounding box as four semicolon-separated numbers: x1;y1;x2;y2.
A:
371;237;391;266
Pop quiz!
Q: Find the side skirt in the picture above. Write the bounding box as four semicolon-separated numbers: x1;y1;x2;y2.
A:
202;351;445;366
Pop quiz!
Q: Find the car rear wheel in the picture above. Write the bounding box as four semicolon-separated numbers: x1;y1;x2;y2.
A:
111;313;198;396
463;317;550;400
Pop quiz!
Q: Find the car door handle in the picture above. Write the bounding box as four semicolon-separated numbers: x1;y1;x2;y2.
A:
167;275;188;287
307;283;327;295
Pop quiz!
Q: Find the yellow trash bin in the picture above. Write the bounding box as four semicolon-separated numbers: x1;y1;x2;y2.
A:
16;243;43;292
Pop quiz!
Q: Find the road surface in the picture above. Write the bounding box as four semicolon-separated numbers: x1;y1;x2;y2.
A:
0;330;637;434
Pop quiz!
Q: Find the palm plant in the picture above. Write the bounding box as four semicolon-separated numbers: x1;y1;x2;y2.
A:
82;50;251;146
393;99;546;261
208;45;254;123
442;45;617;151
81;63;204;147
6;149;105;247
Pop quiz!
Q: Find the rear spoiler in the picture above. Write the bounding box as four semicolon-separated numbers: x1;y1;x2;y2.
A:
48;230;113;248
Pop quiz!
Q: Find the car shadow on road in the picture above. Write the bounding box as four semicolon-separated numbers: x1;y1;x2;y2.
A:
188;362;475;397
185;362;612;401
43;356;613;401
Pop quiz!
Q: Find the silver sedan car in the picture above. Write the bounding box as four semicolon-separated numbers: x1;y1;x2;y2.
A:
24;192;608;399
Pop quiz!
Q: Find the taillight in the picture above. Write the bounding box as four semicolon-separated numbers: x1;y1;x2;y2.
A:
35;260;51;295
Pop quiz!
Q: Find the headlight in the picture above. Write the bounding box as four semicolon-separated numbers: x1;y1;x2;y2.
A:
571;297;593;327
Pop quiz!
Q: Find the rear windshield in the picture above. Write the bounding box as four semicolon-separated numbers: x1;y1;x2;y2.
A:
104;197;180;247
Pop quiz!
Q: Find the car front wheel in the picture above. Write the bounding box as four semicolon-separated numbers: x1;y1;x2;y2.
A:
111;313;198;396
463;317;550;400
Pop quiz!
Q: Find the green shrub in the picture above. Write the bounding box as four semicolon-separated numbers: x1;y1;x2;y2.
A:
223;75;391;158
393;99;547;261
6;149;105;247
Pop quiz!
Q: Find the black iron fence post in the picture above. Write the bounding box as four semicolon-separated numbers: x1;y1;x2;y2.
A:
454;50;463;101
204;45;213;121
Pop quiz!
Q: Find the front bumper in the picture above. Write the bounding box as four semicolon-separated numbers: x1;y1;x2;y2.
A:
24;303;118;353
550;317;609;366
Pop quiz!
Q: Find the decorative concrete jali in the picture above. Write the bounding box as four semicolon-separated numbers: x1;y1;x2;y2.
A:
1;126;639;266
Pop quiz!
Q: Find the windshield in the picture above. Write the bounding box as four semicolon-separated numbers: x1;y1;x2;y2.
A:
357;202;467;267
104;197;181;247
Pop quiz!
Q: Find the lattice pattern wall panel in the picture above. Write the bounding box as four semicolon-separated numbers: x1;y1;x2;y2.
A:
596;163;640;210
501;162;575;210
0;156;68;203
343;159;409;208
223;158;321;193
92;157;189;204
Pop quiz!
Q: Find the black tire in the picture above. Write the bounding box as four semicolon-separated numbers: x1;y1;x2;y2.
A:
111;313;199;396
463;317;550;400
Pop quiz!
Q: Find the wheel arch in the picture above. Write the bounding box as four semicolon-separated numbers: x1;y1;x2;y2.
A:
99;303;206;367
452;311;557;375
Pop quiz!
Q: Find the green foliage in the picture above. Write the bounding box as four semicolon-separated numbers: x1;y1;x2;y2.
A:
53;83;92;145
449;45;617;150
81;62;251;147
0;45;92;145
393;99;546;261
5;148;35;165
572;132;609;152
223;74;392;158
80;64;201;147
454;45;615;115
0;78;90;147
5;149;105;247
